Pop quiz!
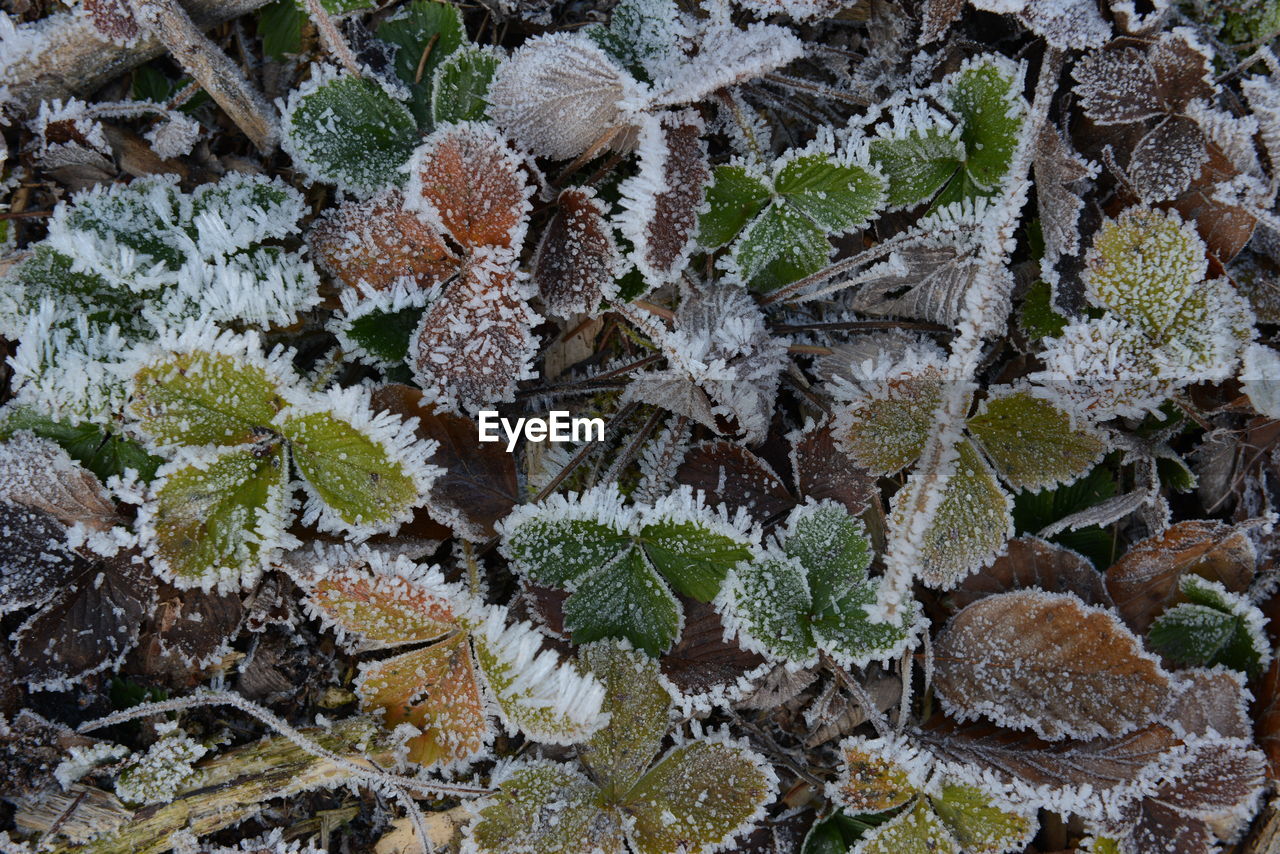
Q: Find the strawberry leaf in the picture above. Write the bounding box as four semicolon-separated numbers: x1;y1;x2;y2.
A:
431;47;500;126
966;387;1106;492
563;547;682;656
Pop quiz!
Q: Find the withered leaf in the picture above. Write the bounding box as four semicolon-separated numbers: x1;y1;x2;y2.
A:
1072;46;1165;126
659;597;765;704
1129;115;1208;204
1034;123;1095;264
676;440;796;525
1167;141;1258;263
152;584;245;669
1257;657;1280;779
1165;669;1251;741
946;536;1112;612
0;501;80;615
0;432;118;532
920;0;964;43
84;0;140;45
789;419;876;517
934;590;1171;740
372;384;518;541
532;187;620;318
1104;520;1255;633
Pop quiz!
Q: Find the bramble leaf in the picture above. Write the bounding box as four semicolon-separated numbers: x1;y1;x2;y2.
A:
836;361;945;475
966;387;1106;492
563;547;682;656
280;69;418;196
376;0;466;126
499;486;635;588
1148;575;1271;676
465;760;623;854
0;501;81;614
830;735;919;813
938;57;1026;199
1;407;162;482
697;164;772;250
930;783;1036;854
869;108;965;209
533;187;622;318
432;47;501;126
302;560;463;649
854;799;960;854
731;195;832;292
638;510;754;602
773;154;886;233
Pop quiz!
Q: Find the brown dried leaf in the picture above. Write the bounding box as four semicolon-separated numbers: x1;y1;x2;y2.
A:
409;255;541;413
675;440;796;525
308;189;460;298
1166;141;1258;263
789;419;877;516
372;384;519;541
84;0;141;46
659;597;766;703
1104;521;1256;633
152;584;245;669
406;123;531;251
934;590;1171;740
919;0;964;43
532;187;620;318
1257;657;1280;779
946;537;1112;612
1072;46;1165;126
1130;116;1208;204
0;432;118;532
1164;669;1251;741
1035;124;1096;263
0;502;81;614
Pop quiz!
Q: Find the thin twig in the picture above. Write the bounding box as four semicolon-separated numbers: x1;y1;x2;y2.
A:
819;650;892;739
305;0;362;77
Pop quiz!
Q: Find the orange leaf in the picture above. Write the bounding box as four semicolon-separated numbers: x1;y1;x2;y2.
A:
306;565;463;649
406;122;531;251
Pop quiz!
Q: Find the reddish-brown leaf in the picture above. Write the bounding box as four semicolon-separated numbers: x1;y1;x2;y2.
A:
659;597;765;702
532;187;620;318
151;584;245;669
372;384;519;541
946;537;1111;611
1165;142;1258;263
1257;657;1280;779
1166;669;1251;741
405;123;531;251
409;254;541;413
84;0;141;45
676;440;796;525
308;189;460;298
789;419;877;516
934;590;1171;740
1104;520;1256;633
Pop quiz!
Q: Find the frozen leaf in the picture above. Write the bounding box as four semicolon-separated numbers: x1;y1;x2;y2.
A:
302;556;463;649
1164;669;1251;740
697;164;772;250
533;187;622;318
584;0;684;83
1148;576;1271;676
0;432;117;531
279;67;419;196
789;419;877;516
330;287;431;370
1010;0;1111;50
835;358;944;475
1;407;162;484
647;20;805;108
150;584;245;669
1128;115;1209;204
947;537;1112;611
829;735;919;813
307;190;460;298
577;640;675;796
563;547;683;656
868;107;965;209
966;387;1106;492
84;0;141;46
432;47;501;126
1072;47;1165;126
675;440;796;524
773;153;886;233
0;501;81;615
404;122;532;251
901;438;1013;589
617;110;710;288
854;799;960;854
464;759;622;854
499;485;635;588
276;387;437;537
357;631;490;768
372;384;518;541
114;722;209;805
624;737;777;854
658;598;765;707
140;444;292;592
1104;520;1255;633
637;494;756;602
14;549;157;691
1033;123;1096;264
377;0;466;126
921;0;965;41
934;590;1172;740
488;32;641;161
937;56;1027;200
731;201;832;292
929;782;1036;854
409;254;541;413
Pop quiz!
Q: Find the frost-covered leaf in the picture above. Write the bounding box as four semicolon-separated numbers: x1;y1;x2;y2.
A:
850;236;992;326
0;431;118;531
140;444;292;592
675;440;795;524
377;0;466;126
577;640;675;796
829;735;919;813
937;56;1026;199
1071;46;1164;126
789;418;877;516
470;607;608;745
1128;115;1208;204
900;438;1013;589
731;201;831;292
432;47;501;126
466;760;623;854
488;33;640;161
13;549;156;691
404;122;532;251
966;387;1106;492
563;547;683;655
114;722;208;805
617;110;710;288
584;0;684;83
1104;520;1255;633
773;153;886;233
1164;668;1252;740
623;737;777;854
499;485;635;588
279;68;418;196
868;108;965;210
929;782;1036;854
1;407;163;483
835;358;944;475
84;0;141;46
276;387;437;537
409;254;541;413
1033;123;1096;265
947;536;1112;611
647;20;804;108
934;590;1172;740
0;501;81;614
637;492;756;602
150;584;245;670
854;799;960;854
533;187;622;318
307;190;460;298
1148;576;1271;676
356;631;490;768
697;164;771;250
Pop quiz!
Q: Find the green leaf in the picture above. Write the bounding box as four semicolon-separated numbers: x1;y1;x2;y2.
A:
941;58;1024;195
1018;280;1068;340
838;366;944;475
869;122;964;209
129;349;286;449
724;555;817;662
280;72;418;196
3;246;139;334
1148;576;1269;676
563;547;682;656
784;502;873;610
930;783;1035;854
1;407;162;482
377;0;466;126
467;760;622;854
773;154;885;233
637;518;753;602
624;740;776;854
966;388;1106;492
259;0;303;58
904;438;1012;589
582;0;680;83
500;490;635;587
63;178;187;271
577;641;673;798
697;165;771;250
853;799;960;854
341;304;425;367
1011;463;1118;568
276;406;424;533
731;202;831;291
803;811;882;854
431;47;500;125
144;444;290;590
